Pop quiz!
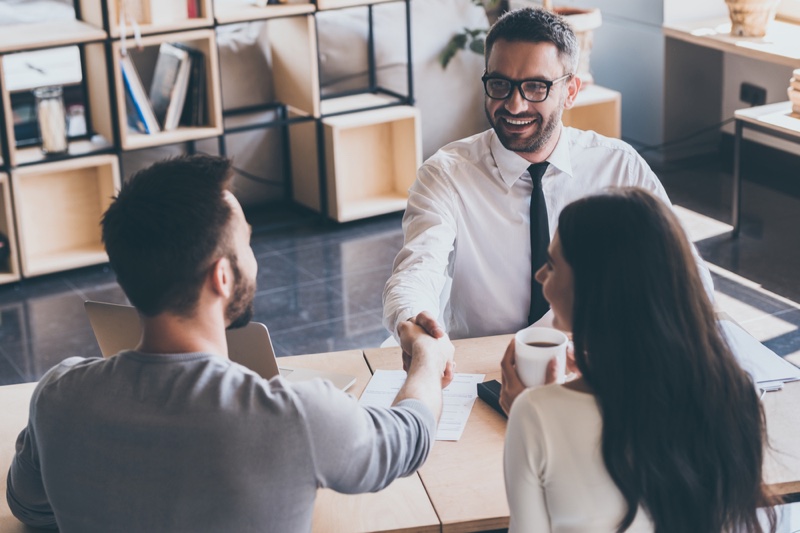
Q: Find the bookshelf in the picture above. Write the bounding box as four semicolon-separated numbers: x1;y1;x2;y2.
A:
78;0;215;38
0;172;20;284
110;29;223;150
0;0;419;284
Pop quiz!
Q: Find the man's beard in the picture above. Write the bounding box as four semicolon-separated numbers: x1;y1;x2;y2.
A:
225;255;256;330
485;96;563;154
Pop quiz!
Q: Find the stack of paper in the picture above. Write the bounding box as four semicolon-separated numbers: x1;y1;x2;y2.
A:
360;370;484;441
721;319;800;386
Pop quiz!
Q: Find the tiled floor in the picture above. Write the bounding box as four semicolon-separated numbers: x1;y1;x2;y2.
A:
0;148;798;385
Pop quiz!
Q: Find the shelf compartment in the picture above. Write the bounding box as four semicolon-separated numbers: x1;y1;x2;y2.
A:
79;0;214;38
0;172;21;284
320;92;404;117
310;105;421;222
0;20;106;54
316;0;400;11
214;2;315;25
111;29;223;151
11;154;120;277
562;84;621;138
0;45;114;168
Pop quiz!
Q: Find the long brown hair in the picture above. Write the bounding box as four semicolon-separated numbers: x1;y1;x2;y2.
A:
557;188;776;533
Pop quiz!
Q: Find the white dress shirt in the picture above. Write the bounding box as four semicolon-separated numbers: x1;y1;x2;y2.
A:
383;126;712;339
504;385;654;532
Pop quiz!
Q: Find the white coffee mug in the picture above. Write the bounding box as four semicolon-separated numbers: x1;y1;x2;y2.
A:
514;327;569;388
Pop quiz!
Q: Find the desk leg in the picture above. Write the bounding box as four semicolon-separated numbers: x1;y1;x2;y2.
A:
732;120;743;238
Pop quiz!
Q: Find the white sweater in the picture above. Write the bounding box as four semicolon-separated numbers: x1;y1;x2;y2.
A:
504;384;654;532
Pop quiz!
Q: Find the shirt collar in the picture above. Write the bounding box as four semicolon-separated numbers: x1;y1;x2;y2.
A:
490;126;574;187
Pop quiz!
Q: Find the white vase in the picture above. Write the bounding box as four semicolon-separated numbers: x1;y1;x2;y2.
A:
725;0;780;37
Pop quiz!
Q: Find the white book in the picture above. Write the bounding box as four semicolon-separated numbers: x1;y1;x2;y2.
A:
149;43;192;131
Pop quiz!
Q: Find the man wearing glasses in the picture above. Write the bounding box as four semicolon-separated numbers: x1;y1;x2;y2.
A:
384;7;712;343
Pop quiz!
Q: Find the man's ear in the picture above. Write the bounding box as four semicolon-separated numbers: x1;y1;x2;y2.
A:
563;75;582;110
208;256;233;298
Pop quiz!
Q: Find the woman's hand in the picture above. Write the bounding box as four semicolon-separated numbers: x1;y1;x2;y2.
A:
500;340;527;414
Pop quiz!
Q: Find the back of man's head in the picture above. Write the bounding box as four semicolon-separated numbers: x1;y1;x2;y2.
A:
102;154;234;317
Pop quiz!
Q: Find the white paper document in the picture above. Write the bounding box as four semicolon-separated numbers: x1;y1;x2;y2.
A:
360;370;485;441
721;319;800;385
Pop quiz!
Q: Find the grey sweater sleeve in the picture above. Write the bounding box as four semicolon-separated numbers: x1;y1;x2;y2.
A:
292;379;437;494
5;360;83;529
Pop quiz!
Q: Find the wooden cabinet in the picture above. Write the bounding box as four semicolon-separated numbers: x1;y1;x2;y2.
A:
11;154;120;277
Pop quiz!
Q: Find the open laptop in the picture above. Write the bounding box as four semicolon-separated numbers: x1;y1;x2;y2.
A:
84;301;356;391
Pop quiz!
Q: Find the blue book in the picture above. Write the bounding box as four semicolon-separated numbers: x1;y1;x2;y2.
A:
120;55;160;134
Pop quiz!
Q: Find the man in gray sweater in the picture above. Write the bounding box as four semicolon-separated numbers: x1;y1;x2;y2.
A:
6;155;454;533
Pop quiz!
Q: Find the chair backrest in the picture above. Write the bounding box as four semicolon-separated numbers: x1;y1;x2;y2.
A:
84;300;280;380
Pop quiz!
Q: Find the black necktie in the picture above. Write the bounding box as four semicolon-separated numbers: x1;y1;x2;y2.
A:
528;162;550;325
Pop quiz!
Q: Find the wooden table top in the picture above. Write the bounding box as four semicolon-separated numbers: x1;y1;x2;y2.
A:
365;335;513;533
365;334;800;532
3;339;798;533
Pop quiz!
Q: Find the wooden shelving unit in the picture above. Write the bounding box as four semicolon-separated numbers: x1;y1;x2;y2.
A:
11;154;120;277
213;2;315;25
0;172;21;284
562;85;622;139
0;43;113;168
79;0;215;38
0;0;419;283
111;29;223;150
318;105;420;222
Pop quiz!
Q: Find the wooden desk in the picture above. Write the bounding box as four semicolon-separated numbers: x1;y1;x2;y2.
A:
662;17;800;68
0;350;439;533
732;102;800;236
365;334;800;532
366;335;513;533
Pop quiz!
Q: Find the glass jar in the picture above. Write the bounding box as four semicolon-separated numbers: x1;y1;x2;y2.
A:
34;85;68;155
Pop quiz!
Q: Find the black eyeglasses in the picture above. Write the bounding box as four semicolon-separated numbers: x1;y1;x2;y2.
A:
481;73;572;103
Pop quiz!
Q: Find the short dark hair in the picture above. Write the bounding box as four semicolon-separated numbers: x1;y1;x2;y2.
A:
485;7;579;75
102;154;235;317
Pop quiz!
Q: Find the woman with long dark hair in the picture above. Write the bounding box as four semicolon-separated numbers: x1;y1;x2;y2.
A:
501;187;776;532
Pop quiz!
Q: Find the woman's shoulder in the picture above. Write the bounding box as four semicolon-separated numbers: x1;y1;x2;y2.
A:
511;384;599;428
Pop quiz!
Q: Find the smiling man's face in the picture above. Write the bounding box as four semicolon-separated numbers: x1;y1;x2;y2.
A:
484;39;577;160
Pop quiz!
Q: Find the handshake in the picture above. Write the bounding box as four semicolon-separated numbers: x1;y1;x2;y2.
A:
397;311;455;389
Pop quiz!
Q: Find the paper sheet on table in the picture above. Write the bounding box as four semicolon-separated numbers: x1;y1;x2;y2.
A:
359;370;485;441
721;319;800;385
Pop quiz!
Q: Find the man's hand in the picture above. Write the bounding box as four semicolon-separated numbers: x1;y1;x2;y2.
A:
399;311;446;372
397;320;455;388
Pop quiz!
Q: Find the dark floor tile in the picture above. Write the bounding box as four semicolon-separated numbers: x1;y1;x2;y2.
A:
0;348;27;385
254;252;316;292
272;310;387;357
337;266;393;316
253;280;348;334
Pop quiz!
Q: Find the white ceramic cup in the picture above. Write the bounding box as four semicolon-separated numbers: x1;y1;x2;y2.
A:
514;327;569;388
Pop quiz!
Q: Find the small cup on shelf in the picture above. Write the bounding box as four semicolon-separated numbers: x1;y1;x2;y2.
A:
34;85;69;156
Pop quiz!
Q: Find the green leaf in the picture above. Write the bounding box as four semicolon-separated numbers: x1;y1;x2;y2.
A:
469;38;485;55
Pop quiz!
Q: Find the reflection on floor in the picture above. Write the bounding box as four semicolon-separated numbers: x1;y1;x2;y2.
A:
0;150;798;385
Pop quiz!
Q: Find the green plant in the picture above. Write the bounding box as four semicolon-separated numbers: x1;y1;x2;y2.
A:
439;0;501;68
